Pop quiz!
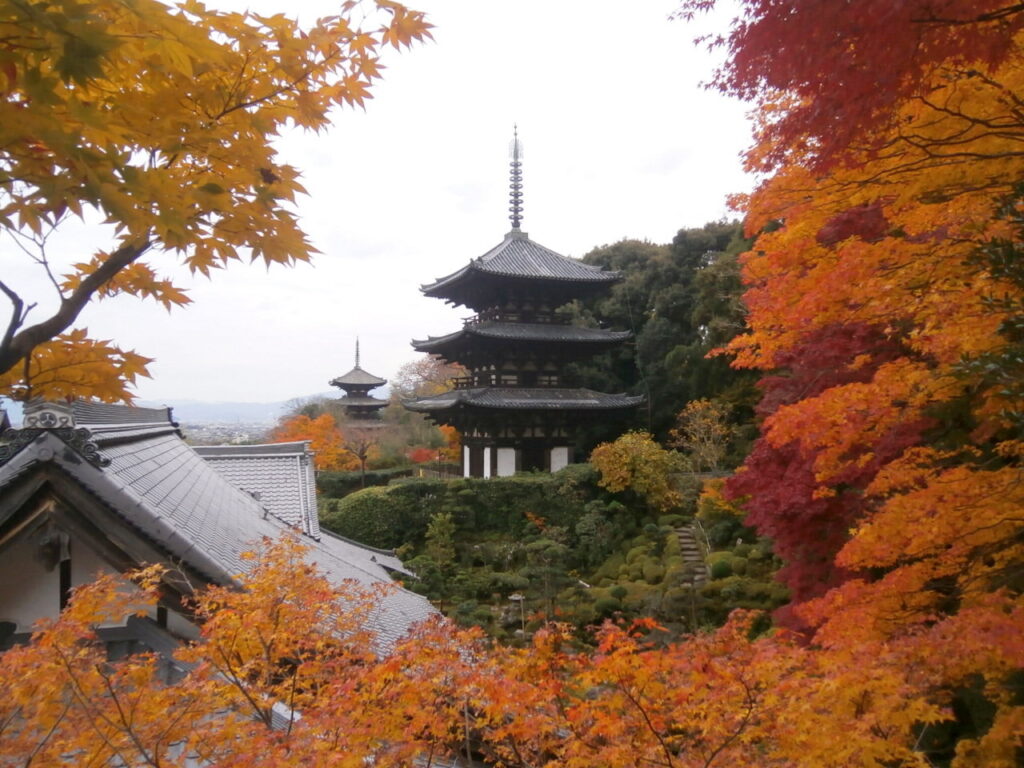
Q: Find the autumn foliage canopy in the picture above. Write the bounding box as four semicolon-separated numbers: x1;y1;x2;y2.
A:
3;1;1024;766
696;0;1024;761
0;0;430;403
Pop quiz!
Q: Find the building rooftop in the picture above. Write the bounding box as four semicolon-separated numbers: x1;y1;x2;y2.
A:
0;400;433;648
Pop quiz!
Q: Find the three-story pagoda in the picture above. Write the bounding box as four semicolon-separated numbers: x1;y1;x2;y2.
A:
405;132;642;477
329;340;387;423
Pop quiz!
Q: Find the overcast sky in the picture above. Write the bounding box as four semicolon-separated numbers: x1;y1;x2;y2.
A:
6;0;752;406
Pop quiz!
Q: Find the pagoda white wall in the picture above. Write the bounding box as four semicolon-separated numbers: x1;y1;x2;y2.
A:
482;447;492;478
496;448;517;477
462;446;471;478
550;446;571;473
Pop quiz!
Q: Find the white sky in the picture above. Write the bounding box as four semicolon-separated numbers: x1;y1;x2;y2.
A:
4;0;752;405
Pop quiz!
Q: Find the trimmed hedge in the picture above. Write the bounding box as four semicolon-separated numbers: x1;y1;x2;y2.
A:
319;464;604;549
316;466;414;498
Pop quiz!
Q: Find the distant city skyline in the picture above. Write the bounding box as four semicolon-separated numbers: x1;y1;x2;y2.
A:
4;0;751;405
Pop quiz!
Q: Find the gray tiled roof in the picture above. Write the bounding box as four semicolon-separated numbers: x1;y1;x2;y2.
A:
404;387;644;412
422;231;619;296
329;365;387;388
413;322;631;351
193;441;320;538
1;402;434;649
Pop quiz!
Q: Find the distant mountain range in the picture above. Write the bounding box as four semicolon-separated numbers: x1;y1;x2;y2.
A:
138;399;290;425
1;390;391;427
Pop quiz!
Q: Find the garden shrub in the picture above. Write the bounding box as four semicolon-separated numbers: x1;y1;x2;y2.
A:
317;466;414;498
710;558;732;579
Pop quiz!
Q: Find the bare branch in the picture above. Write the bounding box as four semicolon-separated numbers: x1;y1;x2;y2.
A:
0;238;151;379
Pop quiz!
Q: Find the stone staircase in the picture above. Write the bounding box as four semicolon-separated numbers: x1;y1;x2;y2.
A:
675;524;709;588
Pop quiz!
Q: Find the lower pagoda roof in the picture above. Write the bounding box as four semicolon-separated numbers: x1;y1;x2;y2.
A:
413;322;631;353
404;387;644;412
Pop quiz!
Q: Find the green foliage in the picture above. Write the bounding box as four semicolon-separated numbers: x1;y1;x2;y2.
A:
566;221;759;443
593;596;623;617
316;466;414;498
710;558;733;580
319;481;441;548
590;431;686;512
425;512;456;568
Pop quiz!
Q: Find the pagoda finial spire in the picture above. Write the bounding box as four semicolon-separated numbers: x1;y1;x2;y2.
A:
508;125;523;230
355;337;360;368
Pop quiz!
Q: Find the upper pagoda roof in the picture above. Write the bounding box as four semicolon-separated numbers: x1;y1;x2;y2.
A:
421;230;619;304
330;340;387;389
413;321;631;353
330;365;387;388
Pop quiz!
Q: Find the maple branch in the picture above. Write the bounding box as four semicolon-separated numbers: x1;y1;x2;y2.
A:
700;677;758;768
21;699;72;766
615;677;676;768
911;4;1024;26
0;238;151;380
0;279;34;358
98;667;162;768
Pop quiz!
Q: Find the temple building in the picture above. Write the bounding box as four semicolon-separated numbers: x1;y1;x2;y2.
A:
405;132;642;477
329;340;388;423
0;400;434;654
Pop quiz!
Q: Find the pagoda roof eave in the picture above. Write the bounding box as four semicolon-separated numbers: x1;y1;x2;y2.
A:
403;387;644;412
412;322;632;352
420;231;619;300
329;365;387;388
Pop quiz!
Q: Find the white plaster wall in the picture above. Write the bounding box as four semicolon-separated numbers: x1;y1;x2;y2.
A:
550;446;571;473
71;542;115;588
0;538;58;631
482;446;492;478
496;447;517;477
462;445;471;478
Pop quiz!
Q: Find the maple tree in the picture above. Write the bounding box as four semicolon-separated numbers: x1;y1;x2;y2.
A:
678;0;1024;761
669;398;736;473
4;543;977;768
270;412;358;471
0;0;430;403
590;431;684;513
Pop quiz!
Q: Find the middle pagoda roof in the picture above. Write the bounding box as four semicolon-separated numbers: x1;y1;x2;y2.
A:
413;320;631;356
420;229;620;311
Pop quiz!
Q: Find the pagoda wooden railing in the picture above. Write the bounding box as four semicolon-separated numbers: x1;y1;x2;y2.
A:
452;374;562;389
465;309;573;326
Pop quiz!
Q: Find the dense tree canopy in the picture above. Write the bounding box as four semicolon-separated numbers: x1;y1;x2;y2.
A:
703;0;1024;761
569;220;756;445
0;0;430;403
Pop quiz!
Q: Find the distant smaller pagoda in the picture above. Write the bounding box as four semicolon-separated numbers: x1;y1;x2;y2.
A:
329;340;388;422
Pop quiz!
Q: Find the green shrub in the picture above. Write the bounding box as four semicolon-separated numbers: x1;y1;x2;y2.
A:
609;585;628;600
733;542;752;558
594;597;623;617
730;556;748;576
642;561;666;585
317;466;414;498
710;558;732;579
320;482;440;548
625;545;648;565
